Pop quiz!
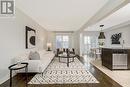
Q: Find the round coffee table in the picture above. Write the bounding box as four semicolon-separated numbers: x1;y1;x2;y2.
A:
58;53;76;67
8;62;28;87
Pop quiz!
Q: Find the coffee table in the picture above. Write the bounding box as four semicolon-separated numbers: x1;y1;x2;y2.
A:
58;53;76;67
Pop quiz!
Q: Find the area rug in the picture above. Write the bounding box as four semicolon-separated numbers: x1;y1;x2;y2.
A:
28;57;99;84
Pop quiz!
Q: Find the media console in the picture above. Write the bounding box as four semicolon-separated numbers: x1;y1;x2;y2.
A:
101;48;130;70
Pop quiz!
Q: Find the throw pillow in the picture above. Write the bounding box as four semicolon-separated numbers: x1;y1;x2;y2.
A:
29;51;40;60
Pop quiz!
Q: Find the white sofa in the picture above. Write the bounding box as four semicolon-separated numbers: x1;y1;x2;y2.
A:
14;50;55;73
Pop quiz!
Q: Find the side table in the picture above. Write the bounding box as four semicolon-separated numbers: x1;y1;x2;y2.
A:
8;62;28;87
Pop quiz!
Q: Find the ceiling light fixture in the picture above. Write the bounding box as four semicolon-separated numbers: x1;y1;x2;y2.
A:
98;25;105;39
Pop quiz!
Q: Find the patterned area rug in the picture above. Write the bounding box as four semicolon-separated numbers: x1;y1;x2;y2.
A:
28;57;99;84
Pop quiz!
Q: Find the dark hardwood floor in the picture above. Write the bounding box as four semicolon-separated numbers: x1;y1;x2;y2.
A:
0;56;122;87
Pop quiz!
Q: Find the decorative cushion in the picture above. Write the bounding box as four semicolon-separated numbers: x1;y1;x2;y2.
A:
29;51;40;60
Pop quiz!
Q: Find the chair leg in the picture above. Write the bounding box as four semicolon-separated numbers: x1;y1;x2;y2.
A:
59;57;60;62
72;57;74;62
67;57;69;67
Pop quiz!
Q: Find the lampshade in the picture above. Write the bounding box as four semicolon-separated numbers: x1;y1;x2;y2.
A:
98;32;105;39
47;43;52;47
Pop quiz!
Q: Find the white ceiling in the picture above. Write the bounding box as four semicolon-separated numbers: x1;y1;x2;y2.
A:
16;0;108;31
85;3;130;31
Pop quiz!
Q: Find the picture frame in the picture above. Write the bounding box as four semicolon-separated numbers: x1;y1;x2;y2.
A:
111;33;121;44
25;26;36;49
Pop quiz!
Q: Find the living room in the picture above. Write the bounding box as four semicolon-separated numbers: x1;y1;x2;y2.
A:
0;0;130;87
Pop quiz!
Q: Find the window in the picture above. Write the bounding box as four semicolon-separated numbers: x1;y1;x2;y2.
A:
56;35;69;48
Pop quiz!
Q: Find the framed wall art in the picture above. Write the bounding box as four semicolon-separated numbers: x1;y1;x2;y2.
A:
25;26;36;49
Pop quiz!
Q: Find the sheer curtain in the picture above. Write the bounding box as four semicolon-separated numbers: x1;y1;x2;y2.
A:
55;33;72;49
56;35;69;48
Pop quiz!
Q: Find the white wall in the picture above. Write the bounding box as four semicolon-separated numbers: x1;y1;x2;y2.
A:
82;31;99;36
104;24;130;48
0;9;47;84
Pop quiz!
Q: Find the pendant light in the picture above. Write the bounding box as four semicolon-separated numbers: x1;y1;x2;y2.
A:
98;25;105;39
98;25;105;47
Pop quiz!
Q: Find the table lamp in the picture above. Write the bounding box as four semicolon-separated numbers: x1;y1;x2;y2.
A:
47;43;52;51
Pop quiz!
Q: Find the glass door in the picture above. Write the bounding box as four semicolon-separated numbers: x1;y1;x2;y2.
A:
83;36;98;56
